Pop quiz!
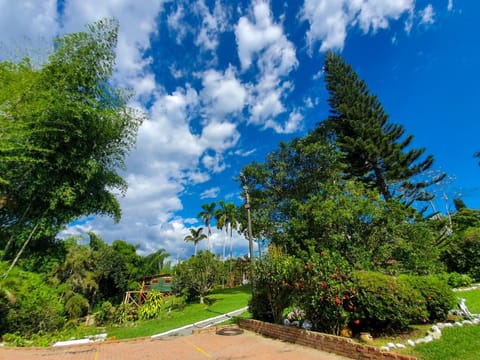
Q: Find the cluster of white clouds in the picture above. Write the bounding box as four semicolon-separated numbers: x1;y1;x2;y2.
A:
0;0;452;259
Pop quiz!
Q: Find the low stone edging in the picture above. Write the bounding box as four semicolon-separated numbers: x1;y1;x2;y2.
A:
238;318;416;360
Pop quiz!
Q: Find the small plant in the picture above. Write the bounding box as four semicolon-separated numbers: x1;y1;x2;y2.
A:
113;303;137;324
138;291;165;320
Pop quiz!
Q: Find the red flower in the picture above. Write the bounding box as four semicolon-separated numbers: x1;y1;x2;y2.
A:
347;304;354;311
320;282;327;288
354;319;361;326
335;297;341;305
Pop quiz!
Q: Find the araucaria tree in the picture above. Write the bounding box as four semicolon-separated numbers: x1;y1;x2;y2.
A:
0;18;143;273
323;51;444;205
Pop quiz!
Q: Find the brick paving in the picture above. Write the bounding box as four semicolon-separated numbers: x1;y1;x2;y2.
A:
0;329;351;360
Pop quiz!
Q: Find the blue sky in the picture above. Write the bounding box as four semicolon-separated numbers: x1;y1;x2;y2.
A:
1;0;478;260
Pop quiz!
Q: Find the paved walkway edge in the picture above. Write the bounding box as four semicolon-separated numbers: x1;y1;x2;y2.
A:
150;306;249;339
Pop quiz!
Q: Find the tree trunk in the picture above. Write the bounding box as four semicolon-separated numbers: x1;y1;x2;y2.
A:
2;218;41;279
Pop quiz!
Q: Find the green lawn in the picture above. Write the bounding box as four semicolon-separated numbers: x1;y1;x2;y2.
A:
410;288;480;360
106;285;252;339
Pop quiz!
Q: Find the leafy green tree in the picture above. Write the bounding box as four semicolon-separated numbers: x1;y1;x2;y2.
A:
240;130;343;252
184;227;207;256
173;251;222;304
0;60;49;187
0;18;143;275
323;51;444;205
198;202;216;251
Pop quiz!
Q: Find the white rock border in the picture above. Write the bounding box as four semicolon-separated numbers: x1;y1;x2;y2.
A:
380;293;480;352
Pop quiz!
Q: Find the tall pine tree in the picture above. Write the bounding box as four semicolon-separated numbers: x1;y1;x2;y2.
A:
323;51;444;205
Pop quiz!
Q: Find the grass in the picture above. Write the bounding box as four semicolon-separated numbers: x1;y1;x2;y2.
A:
106;285;251;339
456;287;480;313
368;287;480;359
412;326;480;360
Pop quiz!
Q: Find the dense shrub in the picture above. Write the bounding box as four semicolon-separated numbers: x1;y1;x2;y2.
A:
112;303;138;324
96;301;115;325
296;250;356;335
65;294;89;319
250;246;301;323
442;228;480;281
353;271;428;334
445;272;474;288
398;274;456;322
0;264;64;336
248;288;274;323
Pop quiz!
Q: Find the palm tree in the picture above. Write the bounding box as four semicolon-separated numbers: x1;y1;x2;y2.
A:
225;202;238;263
198;202;216;252
184;227;207;256
215;200;229;261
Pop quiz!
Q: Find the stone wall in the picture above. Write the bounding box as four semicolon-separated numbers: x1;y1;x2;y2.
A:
238;318;417;360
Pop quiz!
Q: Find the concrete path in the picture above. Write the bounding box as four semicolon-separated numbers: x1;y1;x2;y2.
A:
1;328;351;360
151;306;249;338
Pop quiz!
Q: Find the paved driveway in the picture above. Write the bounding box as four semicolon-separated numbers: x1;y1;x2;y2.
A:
0;329;351;360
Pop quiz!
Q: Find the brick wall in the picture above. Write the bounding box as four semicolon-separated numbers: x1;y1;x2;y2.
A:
238;318;417;360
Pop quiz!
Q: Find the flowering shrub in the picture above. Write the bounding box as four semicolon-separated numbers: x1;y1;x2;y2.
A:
398;274;456;322
250;245;301;323
296;250;357;335
353;271;428;334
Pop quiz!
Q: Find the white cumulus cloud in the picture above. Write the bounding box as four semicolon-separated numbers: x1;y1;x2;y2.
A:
301;0;415;52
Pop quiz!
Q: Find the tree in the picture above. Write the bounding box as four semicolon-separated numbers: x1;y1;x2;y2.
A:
239;129;344;252
184;227;207;256
215;200;230;260
198;202;216;251
173;251;222;304
0;18;143;275
142;248;171;275
323;51;444;205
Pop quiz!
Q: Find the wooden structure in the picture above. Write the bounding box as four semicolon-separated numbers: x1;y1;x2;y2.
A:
123;274;174;307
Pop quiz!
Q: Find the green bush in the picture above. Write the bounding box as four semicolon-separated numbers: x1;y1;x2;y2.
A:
353;271;428;334
248;287;274;323
96;301;115;325
113;303;137;324
95;301;115;325
445;272;474;288
296;250;356;335
250;246;301;324
138;291;165;320
0;264;65;336
442;228;480;281
65;294;89;319
398;275;456;322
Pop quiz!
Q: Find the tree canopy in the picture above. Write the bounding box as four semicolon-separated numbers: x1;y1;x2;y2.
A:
323;51;444;205
0;18;144;268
